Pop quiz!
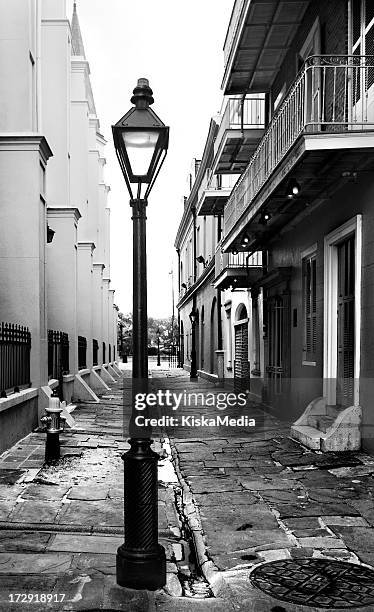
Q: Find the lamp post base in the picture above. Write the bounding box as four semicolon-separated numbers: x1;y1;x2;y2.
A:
116;543;166;590
45;432;60;464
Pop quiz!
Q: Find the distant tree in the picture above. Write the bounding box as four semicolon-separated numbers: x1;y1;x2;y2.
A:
117;312;132;355
118;313;178;356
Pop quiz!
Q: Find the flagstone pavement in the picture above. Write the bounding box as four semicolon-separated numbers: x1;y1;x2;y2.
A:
0;365;374;610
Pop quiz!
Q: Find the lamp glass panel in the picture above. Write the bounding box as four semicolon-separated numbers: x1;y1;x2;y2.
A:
121;130;159;178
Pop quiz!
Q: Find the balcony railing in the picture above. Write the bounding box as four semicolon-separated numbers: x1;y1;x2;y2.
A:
220;96;265;130
224;55;374;237
223;0;246;67
215;243;262;278
0;323;31;396
78;335;87;370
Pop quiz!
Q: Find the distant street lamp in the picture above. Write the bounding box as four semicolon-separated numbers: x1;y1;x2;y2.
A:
156;327;161;367
189;308;198;379
112;78;169;591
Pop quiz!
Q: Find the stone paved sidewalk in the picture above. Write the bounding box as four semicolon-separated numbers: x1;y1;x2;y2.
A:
151;368;374;611
0;370;200;611
2;364;374;611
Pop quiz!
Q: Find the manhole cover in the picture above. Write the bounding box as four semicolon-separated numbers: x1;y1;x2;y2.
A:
250;559;374;608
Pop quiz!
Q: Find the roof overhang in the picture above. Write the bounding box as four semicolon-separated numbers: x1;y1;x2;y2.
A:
222;0;310;95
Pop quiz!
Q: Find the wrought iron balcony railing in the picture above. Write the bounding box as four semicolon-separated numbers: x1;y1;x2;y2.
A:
215;241;262;279
224;55;374;237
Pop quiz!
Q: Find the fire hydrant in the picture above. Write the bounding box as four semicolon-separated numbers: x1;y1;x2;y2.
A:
41;388;66;463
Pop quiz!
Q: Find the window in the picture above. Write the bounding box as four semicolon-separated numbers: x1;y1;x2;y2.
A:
352;0;374;93
303;253;317;363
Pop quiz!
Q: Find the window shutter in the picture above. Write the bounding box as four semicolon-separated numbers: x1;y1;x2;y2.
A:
303;255;317;361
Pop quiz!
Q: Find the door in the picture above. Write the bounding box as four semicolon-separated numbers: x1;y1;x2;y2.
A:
337;235;355;406
234;322;250;391
267;296;284;394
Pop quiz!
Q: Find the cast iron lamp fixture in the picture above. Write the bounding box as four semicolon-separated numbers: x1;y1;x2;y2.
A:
196;254;206;265
189;308;198;379
112;78;169;591
232;248;238;256
286;178;300;199
181;282;187;289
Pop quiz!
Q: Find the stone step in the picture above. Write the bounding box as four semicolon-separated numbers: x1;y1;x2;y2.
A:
290;424;321;450
291;405;361;452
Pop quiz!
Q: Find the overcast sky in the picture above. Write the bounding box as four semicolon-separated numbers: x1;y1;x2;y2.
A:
66;0;233;318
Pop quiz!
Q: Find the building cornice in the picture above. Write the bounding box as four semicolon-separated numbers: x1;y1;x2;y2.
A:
0;134;53;164
47;207;81;224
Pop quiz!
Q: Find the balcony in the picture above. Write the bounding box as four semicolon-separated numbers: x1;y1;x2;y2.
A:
222;0;310;95
214;242;262;289
222;55;374;251
197;170;239;216
212;97;265;175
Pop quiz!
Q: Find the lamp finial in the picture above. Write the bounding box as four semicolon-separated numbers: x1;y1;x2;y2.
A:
131;78;154;108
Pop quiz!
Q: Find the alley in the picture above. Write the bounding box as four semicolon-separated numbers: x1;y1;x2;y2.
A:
0;366;374;610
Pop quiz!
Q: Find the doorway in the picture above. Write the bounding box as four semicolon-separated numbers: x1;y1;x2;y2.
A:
234;304;250;391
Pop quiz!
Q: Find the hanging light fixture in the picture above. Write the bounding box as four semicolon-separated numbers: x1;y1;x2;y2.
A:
259;211;271;225
286;178;300;199
240;233;250;248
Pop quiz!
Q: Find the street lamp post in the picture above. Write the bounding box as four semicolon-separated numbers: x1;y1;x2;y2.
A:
112;78;169;591
156;327;161;367
189;308;198;379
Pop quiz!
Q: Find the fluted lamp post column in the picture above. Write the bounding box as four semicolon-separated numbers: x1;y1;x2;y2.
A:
112;78;169;590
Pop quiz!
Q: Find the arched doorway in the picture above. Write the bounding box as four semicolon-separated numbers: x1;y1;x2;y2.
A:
210;298;217;373
234;304;250;390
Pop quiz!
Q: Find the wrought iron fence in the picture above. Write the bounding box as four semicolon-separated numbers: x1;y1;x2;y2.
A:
78;336;87;370
224;55;374;237
168;344;179;368
0;323;31;396
92;339;98;366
